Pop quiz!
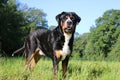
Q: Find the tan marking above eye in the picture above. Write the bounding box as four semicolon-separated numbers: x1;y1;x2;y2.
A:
70;16;74;19
65;16;68;19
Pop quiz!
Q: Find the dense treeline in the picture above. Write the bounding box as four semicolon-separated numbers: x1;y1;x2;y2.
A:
0;0;47;56
73;9;120;61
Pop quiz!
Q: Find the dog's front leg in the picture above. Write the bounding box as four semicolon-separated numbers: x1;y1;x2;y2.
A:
62;57;69;78
53;57;59;80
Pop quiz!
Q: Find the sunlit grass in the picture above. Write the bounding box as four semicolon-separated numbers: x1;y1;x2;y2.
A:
0;57;120;80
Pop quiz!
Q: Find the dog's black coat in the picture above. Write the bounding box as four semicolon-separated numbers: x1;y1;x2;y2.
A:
25;27;70;59
12;12;81;79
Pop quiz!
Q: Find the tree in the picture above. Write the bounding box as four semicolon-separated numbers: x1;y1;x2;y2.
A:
108;27;120;60
0;0;48;56
0;0;26;56
22;8;48;32
85;9;120;59
73;33;89;57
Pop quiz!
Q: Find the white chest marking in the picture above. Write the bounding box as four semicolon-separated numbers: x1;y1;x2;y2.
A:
61;33;72;60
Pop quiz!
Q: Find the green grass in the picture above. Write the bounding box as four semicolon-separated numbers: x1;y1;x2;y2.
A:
0;57;120;80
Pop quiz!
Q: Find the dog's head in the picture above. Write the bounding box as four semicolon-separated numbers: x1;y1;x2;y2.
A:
56;12;81;34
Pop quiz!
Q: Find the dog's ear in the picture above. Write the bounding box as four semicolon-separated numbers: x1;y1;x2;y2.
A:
71;12;81;24
56;12;66;23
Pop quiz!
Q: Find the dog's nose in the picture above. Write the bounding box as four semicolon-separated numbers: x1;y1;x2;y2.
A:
67;21;72;25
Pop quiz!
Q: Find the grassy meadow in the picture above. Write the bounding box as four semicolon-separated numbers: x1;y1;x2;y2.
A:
0;57;120;80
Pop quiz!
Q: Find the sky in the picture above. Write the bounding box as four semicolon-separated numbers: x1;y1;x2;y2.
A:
19;0;120;34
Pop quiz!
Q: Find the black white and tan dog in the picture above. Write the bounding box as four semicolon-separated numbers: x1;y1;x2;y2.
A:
12;12;81;79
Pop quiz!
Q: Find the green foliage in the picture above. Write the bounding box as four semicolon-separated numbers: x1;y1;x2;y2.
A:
0;0;48;56
0;0;26;55
22;8;48;32
73;33;89;57
108;34;120;61
73;9;120;60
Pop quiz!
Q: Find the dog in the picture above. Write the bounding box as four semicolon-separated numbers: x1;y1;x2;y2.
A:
12;11;81;79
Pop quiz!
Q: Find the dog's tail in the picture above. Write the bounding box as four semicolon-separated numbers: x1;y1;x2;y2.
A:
12;44;25;56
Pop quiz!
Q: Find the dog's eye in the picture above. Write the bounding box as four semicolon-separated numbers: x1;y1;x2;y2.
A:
70;16;75;20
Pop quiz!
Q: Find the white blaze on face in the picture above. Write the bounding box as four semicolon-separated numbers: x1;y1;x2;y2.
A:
64;17;72;28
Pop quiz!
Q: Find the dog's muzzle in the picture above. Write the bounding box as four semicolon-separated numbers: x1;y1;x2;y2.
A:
64;21;73;33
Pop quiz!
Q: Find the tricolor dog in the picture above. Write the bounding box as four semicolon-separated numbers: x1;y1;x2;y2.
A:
12;12;81;79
